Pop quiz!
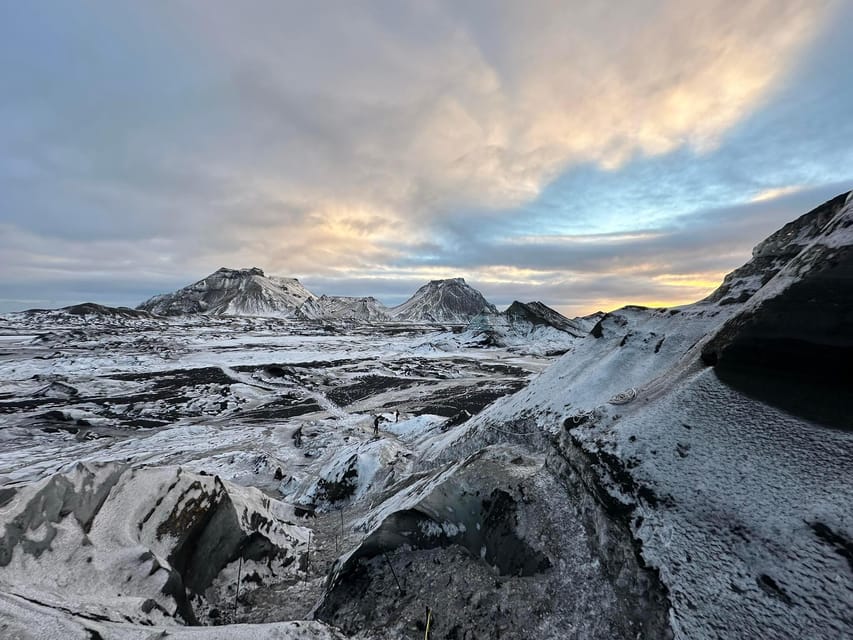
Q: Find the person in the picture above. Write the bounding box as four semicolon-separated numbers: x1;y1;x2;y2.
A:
373;414;383;437
395;409;400;423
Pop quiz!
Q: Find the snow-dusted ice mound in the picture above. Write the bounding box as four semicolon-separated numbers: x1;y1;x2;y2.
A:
0;462;309;629
442;300;594;355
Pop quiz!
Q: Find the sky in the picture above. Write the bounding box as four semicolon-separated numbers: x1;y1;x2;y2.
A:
1;0;852;317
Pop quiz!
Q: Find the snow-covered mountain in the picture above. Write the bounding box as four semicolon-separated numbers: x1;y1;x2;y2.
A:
297;295;390;322
137;267;316;317
391;277;497;323
136;271;499;324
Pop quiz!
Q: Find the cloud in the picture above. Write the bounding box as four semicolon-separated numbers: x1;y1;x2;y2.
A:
298;181;849;315
195;0;833;274
0;1;848;314
167;0;830;210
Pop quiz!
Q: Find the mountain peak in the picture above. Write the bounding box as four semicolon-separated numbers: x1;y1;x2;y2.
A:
138;267;314;317
392;277;496;323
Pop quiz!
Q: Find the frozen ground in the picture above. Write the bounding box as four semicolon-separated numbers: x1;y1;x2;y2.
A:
0;311;560;638
0;313;547;488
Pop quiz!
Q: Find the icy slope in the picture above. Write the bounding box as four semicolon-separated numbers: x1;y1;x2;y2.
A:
138;267;316;317
0;462;309;627
391;278;497;323
424;192;853;638
0;597;347;640
449;191;853;441
297;295;390;322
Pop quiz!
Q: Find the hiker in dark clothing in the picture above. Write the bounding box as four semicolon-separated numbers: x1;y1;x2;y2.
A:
373;414;384;437
395;409;400;423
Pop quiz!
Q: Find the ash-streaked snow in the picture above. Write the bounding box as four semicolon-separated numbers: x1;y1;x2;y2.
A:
0;307;556;637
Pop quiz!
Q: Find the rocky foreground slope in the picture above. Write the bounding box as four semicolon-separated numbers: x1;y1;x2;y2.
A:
418;191;853;638
0;462;313;636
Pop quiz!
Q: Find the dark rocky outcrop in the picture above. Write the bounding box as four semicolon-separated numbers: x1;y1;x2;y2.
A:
22;302;153;319
703;192;850;306
316;447;669;639
702;192;853;430
547;431;673;638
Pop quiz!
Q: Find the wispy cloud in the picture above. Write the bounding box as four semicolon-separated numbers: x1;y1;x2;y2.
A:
749;185;805;202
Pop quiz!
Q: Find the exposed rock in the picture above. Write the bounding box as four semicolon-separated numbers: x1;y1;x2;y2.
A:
702;192;853;430
505;301;587;336
63;303;154;318
703;192;850;306
317;446;669;639
21;302;154;320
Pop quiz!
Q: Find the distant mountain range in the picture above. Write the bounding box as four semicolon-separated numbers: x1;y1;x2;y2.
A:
137;270;509;324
